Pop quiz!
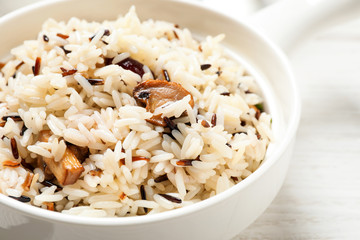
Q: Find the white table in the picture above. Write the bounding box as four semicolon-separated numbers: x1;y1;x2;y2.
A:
239;16;360;240
1;1;360;239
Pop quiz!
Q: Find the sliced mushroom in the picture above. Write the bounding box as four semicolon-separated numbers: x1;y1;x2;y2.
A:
38;130;52;142
38;130;84;186
133;79;194;126
67;143;89;163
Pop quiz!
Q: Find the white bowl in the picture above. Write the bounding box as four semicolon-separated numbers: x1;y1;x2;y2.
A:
0;0;300;239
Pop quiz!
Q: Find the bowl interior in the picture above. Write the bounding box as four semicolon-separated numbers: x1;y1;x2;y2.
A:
0;0;300;226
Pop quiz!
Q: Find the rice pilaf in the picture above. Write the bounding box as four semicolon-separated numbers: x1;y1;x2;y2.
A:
0;7;273;217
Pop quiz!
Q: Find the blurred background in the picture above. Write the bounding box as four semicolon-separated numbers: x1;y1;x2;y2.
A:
0;0;278;17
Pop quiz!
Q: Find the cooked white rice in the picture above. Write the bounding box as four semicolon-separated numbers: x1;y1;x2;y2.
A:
0;7;272;217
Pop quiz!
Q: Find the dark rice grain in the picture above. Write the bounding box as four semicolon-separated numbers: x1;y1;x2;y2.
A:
163;117;177;131
15;61;24;70
216;67;222;76
21;158;34;171
10;138;19;159
231;176;239;182
9;195;31;203
176;159;194;166
104;57;114;66
60;46;71;54
117;57;145;77
43;34;49;42
1;115;22;122
162;69;171;82
87;78;104;85
32;57;41;76
41;180;62;192
60;67;77;77
211;113;217;127
158;194;182;204
154;174;168;183
200;64;211;71
173;30;179;40
20;124;27;136
56;33;69;39
140;185;148;213
201;120;210;128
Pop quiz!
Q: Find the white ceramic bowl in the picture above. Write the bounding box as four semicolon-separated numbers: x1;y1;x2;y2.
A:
0;0;301;239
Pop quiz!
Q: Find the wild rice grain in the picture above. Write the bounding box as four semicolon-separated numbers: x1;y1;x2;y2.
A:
201;120;210;128
56;33;69;39
32;57;41;76
9;195;31;203
60;67;77;77
20;124;27;136
87;78;104;85
200;64;211;71
41;180;62;192
176;159;194;166
15;61;24;70
140;185;148;213
162;69;171;82
163;117;177;131
158;193;182;204
2;115;22;121
103;29;110;36
173;30;179;40
211;113;217;127
43;34;49;42
60;46;71;54
21;158;34;171
10;138;19;159
154;174;168;183
2;160;20;168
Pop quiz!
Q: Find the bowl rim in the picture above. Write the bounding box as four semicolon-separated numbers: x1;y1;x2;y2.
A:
0;0;301;226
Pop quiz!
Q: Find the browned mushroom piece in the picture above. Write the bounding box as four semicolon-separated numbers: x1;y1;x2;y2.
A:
133;79;194;126
38;130;52;142
38;130;84;186
67;143;89;163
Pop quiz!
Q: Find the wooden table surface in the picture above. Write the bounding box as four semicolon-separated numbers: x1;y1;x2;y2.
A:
1;1;360;239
